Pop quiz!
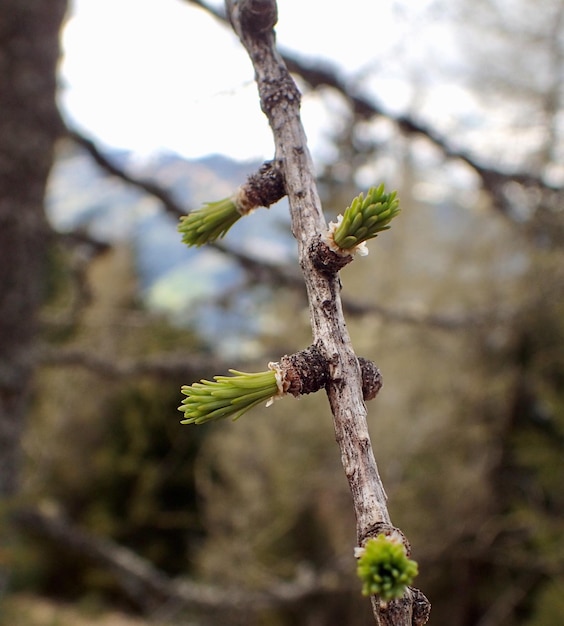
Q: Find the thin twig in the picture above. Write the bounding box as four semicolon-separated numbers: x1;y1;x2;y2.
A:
36;346;226;380
186;0;563;229
225;1;429;623
67;130;186;219
68;128;487;331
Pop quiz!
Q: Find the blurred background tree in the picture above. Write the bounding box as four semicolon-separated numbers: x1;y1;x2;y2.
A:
0;0;67;602
0;0;562;625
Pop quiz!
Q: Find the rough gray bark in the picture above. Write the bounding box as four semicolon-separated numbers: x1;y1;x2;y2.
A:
225;1;430;623
0;0;67;589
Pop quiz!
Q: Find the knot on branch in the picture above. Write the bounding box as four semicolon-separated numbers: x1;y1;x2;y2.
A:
411;587;432;625
358;357;383;401
279;345;328;396
359;523;411;557
178;161;286;247
279;347;381;401
239;0;278;34
242;160;286;209
309;234;353;275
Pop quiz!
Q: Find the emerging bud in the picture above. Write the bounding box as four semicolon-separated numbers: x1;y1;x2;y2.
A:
356;533;418;602
178;195;244;248
179;366;282;424
178;161;285;247
328;184;401;256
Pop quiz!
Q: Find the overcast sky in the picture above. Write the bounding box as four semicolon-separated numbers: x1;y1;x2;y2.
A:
59;0;445;161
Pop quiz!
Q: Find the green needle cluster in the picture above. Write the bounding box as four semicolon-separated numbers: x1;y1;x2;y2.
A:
333;184;400;251
179;369;280;424
178;196;242;247
357;534;419;601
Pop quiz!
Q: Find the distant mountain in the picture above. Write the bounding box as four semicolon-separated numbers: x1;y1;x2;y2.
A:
46;143;295;352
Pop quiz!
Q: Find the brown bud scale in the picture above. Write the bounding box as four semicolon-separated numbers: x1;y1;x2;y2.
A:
309;235;353;275
242;160;286;209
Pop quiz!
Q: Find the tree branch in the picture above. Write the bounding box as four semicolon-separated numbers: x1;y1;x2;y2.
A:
67;130;186;219
225;1;429;623
36;346;226;380
15;507;347;617
187;0;563;238
67;128;489;332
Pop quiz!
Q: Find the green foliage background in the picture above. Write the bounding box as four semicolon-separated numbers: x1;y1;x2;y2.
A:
9;155;562;626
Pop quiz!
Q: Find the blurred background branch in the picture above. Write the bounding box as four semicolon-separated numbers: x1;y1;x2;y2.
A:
16;507;347;618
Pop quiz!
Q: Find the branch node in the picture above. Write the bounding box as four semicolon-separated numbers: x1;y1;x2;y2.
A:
359;523;411;557
279;345;328;396
239;0;278;34
309;234;353;275
242;160;286;209
411;587;432;625
279;348;381;402
358;357;383;401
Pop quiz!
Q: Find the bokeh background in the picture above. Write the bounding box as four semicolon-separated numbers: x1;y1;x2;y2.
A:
0;1;563;625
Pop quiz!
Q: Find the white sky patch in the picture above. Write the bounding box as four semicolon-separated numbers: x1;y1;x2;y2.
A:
61;0;267;158
59;0;406;161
